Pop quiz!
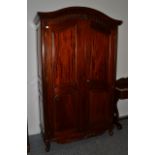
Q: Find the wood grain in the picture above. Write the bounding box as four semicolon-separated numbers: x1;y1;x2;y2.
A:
35;7;122;151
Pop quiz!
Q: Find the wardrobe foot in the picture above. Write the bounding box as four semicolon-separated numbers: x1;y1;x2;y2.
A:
45;142;50;152
116;122;122;130
108;130;113;136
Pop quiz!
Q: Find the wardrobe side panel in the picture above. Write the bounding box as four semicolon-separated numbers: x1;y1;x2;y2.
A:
36;24;45;132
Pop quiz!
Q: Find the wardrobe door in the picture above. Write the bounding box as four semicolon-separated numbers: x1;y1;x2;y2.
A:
84;23;114;131
48;21;81;138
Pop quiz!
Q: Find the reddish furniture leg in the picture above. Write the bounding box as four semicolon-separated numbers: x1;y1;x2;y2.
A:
113;78;128;129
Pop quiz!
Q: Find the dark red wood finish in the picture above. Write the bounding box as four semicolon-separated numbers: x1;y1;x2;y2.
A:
34;7;122;151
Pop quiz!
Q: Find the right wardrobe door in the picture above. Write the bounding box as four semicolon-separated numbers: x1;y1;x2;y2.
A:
79;21;117;133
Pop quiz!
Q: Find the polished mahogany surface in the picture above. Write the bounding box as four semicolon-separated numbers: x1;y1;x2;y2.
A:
35;7;122;151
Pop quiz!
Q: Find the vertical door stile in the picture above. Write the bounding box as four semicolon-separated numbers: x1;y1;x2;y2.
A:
51;31;55;89
75;24;78;87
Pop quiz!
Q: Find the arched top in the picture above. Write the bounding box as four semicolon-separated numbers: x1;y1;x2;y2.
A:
34;7;122;26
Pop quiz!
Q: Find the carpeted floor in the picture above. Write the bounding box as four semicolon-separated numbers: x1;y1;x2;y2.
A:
28;119;128;155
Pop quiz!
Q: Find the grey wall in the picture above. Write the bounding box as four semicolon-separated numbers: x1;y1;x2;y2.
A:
28;0;128;135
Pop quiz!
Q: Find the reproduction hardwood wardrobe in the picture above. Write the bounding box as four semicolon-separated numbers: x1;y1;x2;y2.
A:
34;7;122;152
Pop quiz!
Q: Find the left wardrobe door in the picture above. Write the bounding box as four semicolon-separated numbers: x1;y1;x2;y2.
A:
42;20;81;141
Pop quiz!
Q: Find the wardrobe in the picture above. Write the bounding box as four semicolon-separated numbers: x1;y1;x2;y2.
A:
34;7;122;151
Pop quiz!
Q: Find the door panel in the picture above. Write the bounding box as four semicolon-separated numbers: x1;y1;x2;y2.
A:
53;25;77;87
53;90;79;133
50;22;80;136
88;90;112;129
86;27;109;85
84;23;113;130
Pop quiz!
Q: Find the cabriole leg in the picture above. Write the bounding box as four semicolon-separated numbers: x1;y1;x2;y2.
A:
45;140;50;152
